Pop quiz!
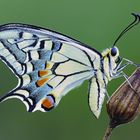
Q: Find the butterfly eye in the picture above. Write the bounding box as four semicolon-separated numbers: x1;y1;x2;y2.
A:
111;47;117;56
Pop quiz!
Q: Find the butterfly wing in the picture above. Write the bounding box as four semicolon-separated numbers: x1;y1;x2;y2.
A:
88;77;107;118
0;23;102;112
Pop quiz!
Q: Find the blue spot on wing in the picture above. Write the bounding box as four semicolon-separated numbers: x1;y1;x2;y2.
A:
39;50;53;60
22;82;37;93
52;41;62;51
31;60;46;70
29;71;39;81
30;84;53;103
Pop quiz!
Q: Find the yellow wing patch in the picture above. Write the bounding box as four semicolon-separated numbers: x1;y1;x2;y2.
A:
45;62;54;69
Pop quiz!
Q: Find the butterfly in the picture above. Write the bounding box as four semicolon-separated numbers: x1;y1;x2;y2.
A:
0;13;139;118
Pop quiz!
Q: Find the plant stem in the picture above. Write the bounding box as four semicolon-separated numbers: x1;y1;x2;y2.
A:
103;125;113;140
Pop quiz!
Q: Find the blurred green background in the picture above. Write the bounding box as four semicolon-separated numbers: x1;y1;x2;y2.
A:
0;0;140;140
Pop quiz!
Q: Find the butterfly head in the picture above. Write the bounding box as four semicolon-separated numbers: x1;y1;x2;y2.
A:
109;46;121;69
102;46;120;60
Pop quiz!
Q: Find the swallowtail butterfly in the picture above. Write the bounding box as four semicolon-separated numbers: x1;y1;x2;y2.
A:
0;13;139;118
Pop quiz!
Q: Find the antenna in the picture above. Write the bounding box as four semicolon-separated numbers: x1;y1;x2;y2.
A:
113;13;140;46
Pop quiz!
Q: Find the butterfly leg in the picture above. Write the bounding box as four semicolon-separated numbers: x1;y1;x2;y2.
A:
122;58;140;67
120;71;134;89
114;58;139;90
115;58;139;73
113;71;134;90
116;62;131;72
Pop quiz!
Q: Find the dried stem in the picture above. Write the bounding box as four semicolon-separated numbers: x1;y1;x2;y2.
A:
103;125;113;140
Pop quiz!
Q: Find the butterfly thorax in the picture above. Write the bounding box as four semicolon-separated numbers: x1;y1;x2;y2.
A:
101;47;120;81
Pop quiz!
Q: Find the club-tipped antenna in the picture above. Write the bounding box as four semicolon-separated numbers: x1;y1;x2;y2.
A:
113;13;140;46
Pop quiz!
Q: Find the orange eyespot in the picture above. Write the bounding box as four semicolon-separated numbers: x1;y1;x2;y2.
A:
41;95;55;111
42;98;53;109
